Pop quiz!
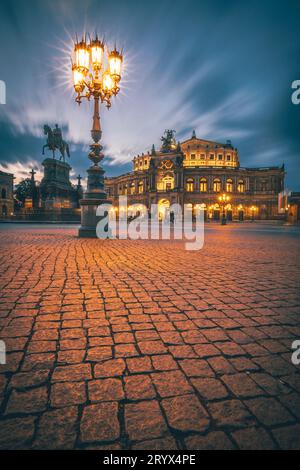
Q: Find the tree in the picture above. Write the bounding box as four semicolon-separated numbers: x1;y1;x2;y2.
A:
15;179;33;203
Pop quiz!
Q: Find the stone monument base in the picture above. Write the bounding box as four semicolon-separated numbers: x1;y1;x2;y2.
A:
40;158;80;210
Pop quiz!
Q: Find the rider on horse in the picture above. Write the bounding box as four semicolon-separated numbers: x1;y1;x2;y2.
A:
42;124;70;162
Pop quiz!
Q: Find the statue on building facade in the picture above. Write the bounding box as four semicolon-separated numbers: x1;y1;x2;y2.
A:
160;129;176;152
42;124;70;162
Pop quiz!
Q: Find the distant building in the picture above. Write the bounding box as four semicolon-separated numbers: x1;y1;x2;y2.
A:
0;170;14;218
105;130;285;221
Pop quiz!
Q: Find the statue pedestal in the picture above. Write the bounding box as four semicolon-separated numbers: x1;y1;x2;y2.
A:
40;158;78;209
78;164;108;238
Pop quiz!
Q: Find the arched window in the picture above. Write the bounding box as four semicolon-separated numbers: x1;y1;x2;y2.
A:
130;183;135;195
237;180;245;193
226;179;233;193
124;185;128;195
213;178;221;192
186;178;194;192
200;178;207;192
138;181;144;194
1;188;6;199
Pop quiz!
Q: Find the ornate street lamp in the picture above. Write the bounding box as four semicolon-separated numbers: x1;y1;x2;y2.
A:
71;34;123;237
250;205;257;222
218;193;230;225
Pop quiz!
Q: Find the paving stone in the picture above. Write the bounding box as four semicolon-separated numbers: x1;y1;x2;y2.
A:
151;354;178;371
126;356;153;373
8;370;50;390
80;403;120;443
185;432;234;450
51;381;86;407
52;364;92;382
193;344;220;358
88;378;124;402
124;375;156;400
272;424;300;450
132;436;177;450
161;394;210;433
231;427;276;450
244;397;294;426
33;407;78;449
115;344;139;357
221;373;263;398
278;392;300;419
151;370;193;397
250;372;290;396
125;401;168;441
191;377;229;400
94;359;126;378
138;340;168;355
179;358;215;377
21;353;55;371
5;387;48;415
208;400;255;429
86;346;113;362
0;417;36;449
168;345;198;358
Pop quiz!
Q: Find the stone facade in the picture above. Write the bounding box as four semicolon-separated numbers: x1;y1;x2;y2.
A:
0;170;14;218
105;132;285;221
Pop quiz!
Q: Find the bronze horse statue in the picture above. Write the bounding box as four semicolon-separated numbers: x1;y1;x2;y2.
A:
42;124;70;162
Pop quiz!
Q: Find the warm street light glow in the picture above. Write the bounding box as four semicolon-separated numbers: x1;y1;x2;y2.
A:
72;35;123;107
108;48;123;81
75;40;90;74
102;70;114;93
218;193;230;225
72;65;84;92
218;193;230;203
91;37;104;71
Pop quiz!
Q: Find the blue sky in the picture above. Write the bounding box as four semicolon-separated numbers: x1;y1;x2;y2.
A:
0;0;299;189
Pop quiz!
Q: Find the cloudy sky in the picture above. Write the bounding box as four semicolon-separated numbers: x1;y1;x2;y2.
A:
0;0;299;189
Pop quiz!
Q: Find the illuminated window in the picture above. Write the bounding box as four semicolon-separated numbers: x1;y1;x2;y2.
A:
157;175;174;191
138;181;144;194
124;185;128;195
186;178;194;192
130;183;135;194
226;179;233;192
213;178;221;192
237;180;245;193
200;178;207;192
190;153;196;160
200;154;205;160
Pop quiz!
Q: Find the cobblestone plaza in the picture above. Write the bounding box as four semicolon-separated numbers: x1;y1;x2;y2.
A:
0;223;300;450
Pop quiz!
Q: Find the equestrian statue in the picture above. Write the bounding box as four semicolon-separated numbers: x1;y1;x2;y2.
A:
42;124;70;162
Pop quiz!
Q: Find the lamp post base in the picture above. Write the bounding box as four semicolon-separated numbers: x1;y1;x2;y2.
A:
78;164;109;238
78;197;109;238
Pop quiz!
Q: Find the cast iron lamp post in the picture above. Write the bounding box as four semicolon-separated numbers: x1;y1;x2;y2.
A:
250;205;257;222
72;35;123;237
218;193;230;225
